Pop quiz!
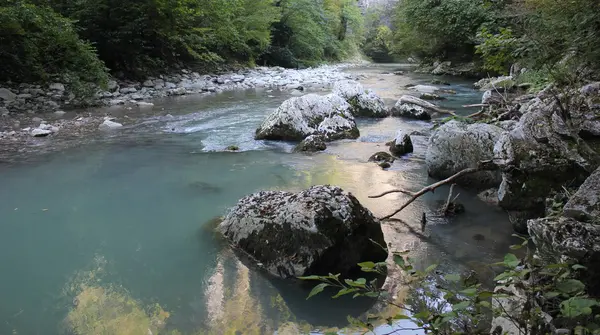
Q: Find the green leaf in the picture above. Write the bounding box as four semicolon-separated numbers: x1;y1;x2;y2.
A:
460;288;478;296
364;291;380;298
393;254;406;268
478;301;492;308
445;274;461;282
509;244;523;250
332;287;359;299
452;301;471;311
561;297;599;318
307;283;329;300
357;261;376;269
393;314;412;320
545;291;561;299
425;264;438;274
345;278;367;288
556;279;585;294
477;291;494;300
494;271;513;282
504;253;520;268
298;275;321;280
572;264;588;270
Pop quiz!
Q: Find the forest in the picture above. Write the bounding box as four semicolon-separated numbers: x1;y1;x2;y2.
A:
1;0;599;86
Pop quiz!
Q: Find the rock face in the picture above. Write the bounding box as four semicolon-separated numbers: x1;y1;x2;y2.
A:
255;94;359;141
218;185;388;278
563;167;600;222
390;95;436;120
493;95;598;221
0;88;17;102
388;131;413;156
332;80;388;118
426;121;503;188
293;135;327;152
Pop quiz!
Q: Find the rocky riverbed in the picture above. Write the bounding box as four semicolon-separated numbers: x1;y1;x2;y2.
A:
0;64;362;161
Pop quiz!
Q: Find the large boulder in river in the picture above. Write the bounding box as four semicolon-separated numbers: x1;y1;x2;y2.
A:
218;185;387;279
493;95;598;223
390;95;436;120
255;94;359;141
333;80;388;118
426;121;503;189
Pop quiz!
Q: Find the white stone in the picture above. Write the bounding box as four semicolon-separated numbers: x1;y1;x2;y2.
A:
120;87;137;94
31;128;52;137
136;101;154;107
98;120;123;130
49;83;65;91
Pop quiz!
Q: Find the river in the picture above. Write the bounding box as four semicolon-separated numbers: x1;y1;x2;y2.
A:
0;64;516;335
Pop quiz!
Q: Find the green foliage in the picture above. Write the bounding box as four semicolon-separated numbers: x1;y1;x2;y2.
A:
391;0;492;61
519;0;600;74
302;234;600;334
0;1;108;87
475;27;518;75
47;0;280;78
262;0;363;67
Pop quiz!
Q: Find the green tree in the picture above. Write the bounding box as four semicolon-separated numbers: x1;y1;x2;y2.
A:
0;1;108;86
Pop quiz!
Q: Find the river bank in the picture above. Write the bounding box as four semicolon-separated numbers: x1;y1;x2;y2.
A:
0;64;366;162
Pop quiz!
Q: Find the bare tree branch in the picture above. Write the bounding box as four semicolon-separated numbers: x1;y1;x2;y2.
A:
370;161;496;220
442;183;457;215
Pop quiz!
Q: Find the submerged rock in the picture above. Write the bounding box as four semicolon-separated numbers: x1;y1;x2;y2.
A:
387;131;413;156
293;135;327;152
411;85;438;93
390;95;436;120
255;94;359;141
218;185;387;278
333;80;387;118
420;93;445;101
368;151;395;164
426;121;503;189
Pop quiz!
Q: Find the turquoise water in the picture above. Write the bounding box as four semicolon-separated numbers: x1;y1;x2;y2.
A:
0;67;515;335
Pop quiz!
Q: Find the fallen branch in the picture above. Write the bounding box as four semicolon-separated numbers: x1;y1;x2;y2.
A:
441;183;457;215
467;110;486;119
370;160;496;220
463;103;489;108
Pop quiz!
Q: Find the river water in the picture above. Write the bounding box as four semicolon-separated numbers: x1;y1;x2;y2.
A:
0;64;516;335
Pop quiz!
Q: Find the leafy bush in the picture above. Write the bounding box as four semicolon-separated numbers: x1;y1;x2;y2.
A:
475;27;518;75
0;1;108;86
303;235;600;334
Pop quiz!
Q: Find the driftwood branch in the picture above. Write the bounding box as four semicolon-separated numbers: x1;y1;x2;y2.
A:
442;183;457;215
463;103;489;108
370;160;496;220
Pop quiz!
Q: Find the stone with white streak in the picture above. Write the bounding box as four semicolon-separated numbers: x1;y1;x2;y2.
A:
333;80;388;117
218;185;387;278
255;94;359;141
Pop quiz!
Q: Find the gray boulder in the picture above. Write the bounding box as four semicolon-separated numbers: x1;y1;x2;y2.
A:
218;185;387;278
333;80;387;118
493;97;597;217
412;85;438;93
388;131;413;156
294;135;327;152
390;95;436;120
426;121;503;188
0;88;17;102
529;216;600;275
563;167;600;223
255;94;359;141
